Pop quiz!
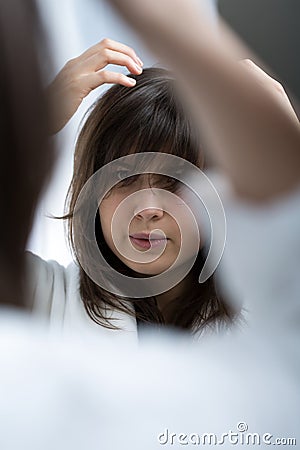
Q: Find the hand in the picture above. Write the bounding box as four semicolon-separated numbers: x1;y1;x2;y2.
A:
47;38;143;134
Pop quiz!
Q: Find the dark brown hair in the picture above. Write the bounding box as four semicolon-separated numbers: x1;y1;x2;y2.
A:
64;68;235;333
0;0;54;308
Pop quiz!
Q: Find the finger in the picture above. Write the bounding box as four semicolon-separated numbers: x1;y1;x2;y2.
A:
84;70;137;91
80;37;143;67
103;38;144;66
84;48;143;75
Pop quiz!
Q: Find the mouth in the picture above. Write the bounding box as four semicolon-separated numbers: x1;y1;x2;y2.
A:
129;232;168;250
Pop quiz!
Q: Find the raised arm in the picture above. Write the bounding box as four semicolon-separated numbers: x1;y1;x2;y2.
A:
107;0;300;202
47;38;143;134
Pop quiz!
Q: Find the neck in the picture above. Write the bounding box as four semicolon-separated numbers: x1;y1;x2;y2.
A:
155;271;195;323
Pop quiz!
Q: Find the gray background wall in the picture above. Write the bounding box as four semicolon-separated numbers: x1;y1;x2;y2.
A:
218;0;300;100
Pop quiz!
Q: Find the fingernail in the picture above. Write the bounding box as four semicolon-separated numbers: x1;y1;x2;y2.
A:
128;78;136;85
136;57;144;66
135;63;143;73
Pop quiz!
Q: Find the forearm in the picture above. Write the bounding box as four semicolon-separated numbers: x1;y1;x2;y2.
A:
108;0;300;201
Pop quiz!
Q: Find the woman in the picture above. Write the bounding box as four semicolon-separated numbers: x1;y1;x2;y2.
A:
29;39;236;339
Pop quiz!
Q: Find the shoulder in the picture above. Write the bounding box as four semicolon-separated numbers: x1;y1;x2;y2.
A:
26;251;78;280
25;252;139;342
25;251;80;321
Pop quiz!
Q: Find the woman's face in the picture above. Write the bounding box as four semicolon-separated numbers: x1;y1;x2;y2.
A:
99;173;199;275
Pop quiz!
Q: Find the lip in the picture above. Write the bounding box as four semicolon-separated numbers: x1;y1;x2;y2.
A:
130;232;167;240
129;232;168;250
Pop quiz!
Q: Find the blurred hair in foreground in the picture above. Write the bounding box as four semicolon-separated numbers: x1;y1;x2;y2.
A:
0;0;54;308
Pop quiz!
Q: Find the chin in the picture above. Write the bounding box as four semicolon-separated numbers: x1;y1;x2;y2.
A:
126;261;173;276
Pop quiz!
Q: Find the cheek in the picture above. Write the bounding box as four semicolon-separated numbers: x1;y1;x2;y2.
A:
99;194;129;250
169;205;200;257
99;201;115;246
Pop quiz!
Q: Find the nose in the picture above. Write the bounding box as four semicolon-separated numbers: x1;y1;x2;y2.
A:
135;206;164;222
133;187;165;222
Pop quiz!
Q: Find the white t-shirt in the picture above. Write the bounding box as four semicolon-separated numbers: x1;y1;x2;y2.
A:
25;251;234;341
26;252;138;345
